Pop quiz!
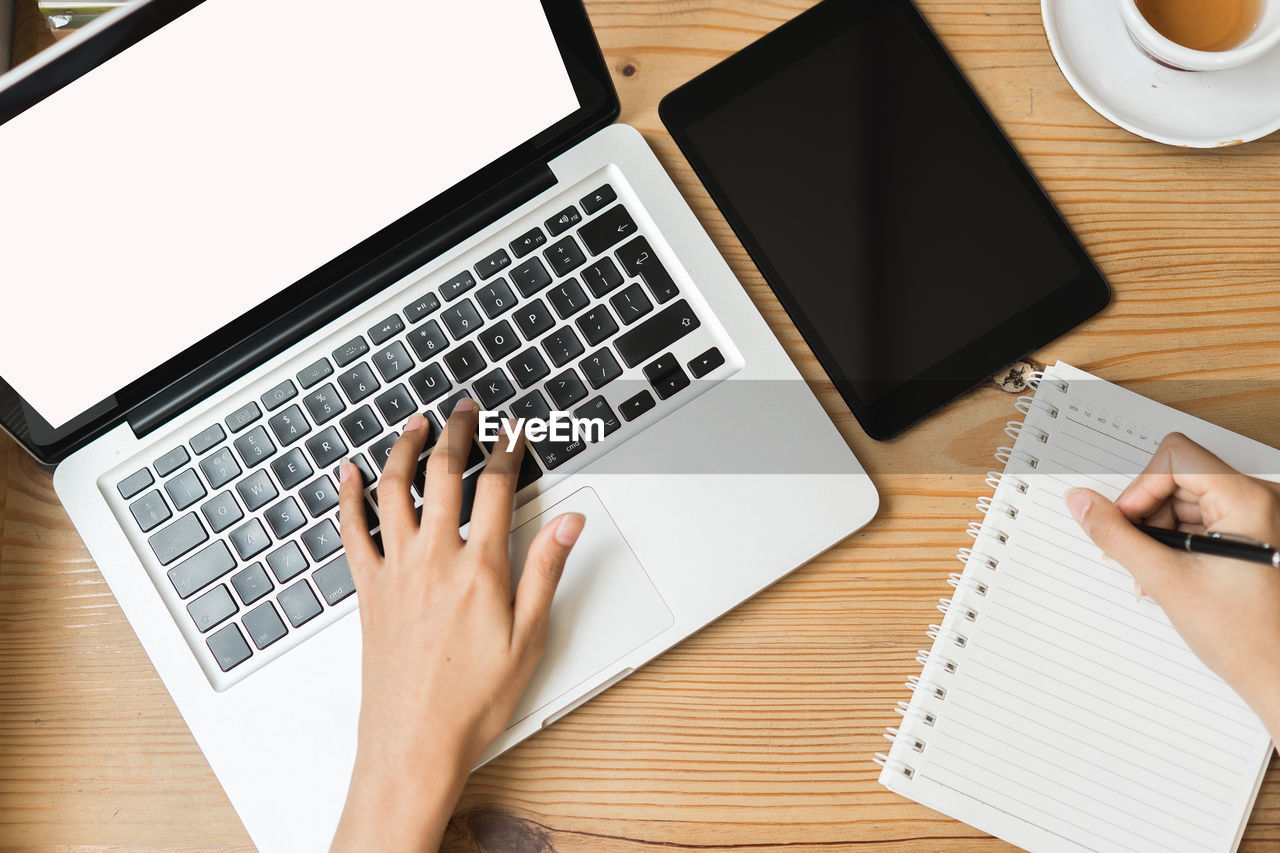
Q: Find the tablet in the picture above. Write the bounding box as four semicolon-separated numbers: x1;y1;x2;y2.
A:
660;0;1110;439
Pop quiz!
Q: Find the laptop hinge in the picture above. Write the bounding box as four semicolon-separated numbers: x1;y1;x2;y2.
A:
127;162;558;439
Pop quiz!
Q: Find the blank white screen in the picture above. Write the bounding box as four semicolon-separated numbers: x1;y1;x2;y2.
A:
0;0;579;429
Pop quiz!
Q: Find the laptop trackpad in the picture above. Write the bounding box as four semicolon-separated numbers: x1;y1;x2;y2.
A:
507;487;673;726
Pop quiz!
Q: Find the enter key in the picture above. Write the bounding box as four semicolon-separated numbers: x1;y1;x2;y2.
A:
616;236;680;304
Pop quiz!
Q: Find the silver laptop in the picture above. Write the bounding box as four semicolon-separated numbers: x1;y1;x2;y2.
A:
0;1;878;848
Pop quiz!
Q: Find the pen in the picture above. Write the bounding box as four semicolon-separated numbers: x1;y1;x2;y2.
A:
1136;524;1280;568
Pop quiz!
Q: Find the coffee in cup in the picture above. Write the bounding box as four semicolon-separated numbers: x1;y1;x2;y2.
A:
1118;0;1280;70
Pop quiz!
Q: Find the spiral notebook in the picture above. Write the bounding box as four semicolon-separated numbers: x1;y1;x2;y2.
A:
878;362;1276;853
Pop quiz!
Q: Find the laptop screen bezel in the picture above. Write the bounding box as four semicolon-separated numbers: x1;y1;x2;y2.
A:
0;0;618;465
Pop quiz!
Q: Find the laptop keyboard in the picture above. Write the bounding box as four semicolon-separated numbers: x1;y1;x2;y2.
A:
108;177;736;685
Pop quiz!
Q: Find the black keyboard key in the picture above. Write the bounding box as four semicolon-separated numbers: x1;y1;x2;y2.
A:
458;470;482;528
580;184;617;215
165;468;207;511
130;490;171;532
229;517;271;560
404;292;441;323
340;405;384;447
617;236;679;303
236;469;279;512
224;403;261;436
233;426;277;469
511;389;552;422
515;298;555;341
118;468;154;500
442;298;484;340
548;278;590;319
542;326;585;368
479;319;520;361
443;340;485;383
516;447;543;491
476;249;511;281
574;396;622;438
545;236;587;277
305;427;348;469
333;336;369;368
190;424;226;456
303;383;346;425
167;539;233;598
409;362;452;406
155;446;190;478
576;306;619;347
370;433;400;471
314;555;357;606
188;584;237;633
368;314;405;345
372;341;414;382
268;404;311;447
198;446;241;491
375;384;415;426
301;475;340;518
546;204;582;236
333;454;375;488
296;358;334;389
620;390;656;422
278;580;323;628
510;227;547;258
231;562;273;606
263;495;306;539
407;319;450;361
531;436;588;471
441;271;478;302
207;623;252;671
301;519;342;562
644;352;690;400
610;283;652;325
438;390;475;421
261;379;298;412
579;348;623;389
337;362;380;404
547;369;588;410
614;299;701;368
474;368;516;409
267;540;310;583
582;256;624;298
688;346;725;379
201;491;243;534
510;256;553;298
578;204;637;255
475;277;517;319
507;347;550;388
243;601;288;649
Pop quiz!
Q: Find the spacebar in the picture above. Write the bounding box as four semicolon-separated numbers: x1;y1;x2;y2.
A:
614;300;701;368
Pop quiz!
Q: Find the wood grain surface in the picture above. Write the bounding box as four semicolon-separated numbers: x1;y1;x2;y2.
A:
3;1;1280;850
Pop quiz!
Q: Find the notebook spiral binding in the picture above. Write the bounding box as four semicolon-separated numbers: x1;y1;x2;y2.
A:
876;370;1072;782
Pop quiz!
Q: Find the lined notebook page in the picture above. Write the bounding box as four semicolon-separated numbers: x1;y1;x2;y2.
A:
879;362;1275;853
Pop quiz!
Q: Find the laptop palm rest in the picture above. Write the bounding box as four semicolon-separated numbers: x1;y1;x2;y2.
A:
506;486;673;727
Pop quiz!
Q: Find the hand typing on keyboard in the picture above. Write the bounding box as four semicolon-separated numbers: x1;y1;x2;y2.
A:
329;398;585;853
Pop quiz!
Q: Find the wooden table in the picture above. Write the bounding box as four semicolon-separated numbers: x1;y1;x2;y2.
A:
5;1;1280;849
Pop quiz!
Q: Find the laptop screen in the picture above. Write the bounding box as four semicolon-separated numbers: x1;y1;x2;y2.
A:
0;0;580;431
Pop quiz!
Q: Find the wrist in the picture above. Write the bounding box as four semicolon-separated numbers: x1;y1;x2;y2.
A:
332;746;468;853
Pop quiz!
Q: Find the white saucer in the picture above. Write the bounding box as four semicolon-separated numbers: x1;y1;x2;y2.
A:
1042;0;1280;147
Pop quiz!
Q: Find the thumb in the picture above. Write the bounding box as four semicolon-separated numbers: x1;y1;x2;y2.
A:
1066;487;1184;597
513;513;586;650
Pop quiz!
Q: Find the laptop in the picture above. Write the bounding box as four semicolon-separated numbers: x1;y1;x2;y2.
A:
0;1;879;848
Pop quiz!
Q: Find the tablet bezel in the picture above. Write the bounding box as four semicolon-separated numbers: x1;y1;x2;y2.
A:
659;0;1110;440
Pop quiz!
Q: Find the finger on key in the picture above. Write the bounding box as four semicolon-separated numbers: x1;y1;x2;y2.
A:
468;418;525;562
336;459;381;581
419;398;480;544
378;413;432;543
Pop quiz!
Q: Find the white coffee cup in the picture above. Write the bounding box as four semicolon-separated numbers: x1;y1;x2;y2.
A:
1117;0;1280;70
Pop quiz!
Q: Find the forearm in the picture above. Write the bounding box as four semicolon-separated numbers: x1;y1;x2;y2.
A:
330;750;466;853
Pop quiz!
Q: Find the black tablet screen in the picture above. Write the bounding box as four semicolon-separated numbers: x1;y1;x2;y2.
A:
665;0;1103;433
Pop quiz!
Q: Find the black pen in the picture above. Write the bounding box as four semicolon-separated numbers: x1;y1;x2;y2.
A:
1136;524;1280;568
